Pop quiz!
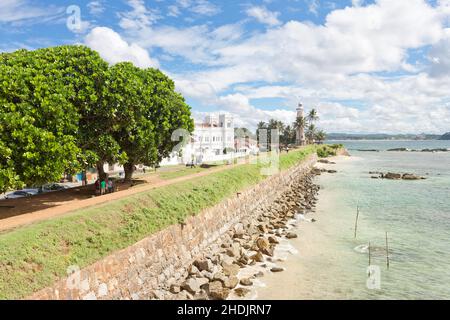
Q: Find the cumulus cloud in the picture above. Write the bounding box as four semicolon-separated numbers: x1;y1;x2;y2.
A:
84;27;159;68
245;5;281;26
90;0;450;133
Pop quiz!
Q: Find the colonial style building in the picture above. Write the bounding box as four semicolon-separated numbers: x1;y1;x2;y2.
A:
191;114;235;156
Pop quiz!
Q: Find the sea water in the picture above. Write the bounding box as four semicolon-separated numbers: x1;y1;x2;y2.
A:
257;140;450;300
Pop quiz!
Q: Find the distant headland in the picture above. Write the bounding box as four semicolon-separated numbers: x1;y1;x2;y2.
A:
327;133;450;141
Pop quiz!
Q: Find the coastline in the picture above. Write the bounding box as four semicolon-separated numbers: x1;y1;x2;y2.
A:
251;155;355;300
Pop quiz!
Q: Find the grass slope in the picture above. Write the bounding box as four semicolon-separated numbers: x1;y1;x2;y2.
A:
0;145;323;299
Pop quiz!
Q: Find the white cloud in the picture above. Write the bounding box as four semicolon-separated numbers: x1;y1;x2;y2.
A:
429;29;450;77
94;0;450;133
190;0;220;16
84;27;159;69
118;0;160;31
87;1;105;15
0;0;62;24
167;5;181;17
245;5;281;26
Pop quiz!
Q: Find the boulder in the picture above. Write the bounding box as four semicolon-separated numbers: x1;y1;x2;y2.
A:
268;236;279;244
181;277;209;294
206;281;230;300
240;278;253;286
194;259;214;272
188;265;200;276
256;237;270;251
221;262;240;277
224;276;239;289
234;288;251;297
402;173;425;180
270;267;284;273
250;252;264;263
286;232;298;239
384;172;402;180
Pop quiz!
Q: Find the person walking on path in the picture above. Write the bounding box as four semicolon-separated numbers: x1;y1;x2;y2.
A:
100;180;106;195
108;179;114;193
94;179;100;196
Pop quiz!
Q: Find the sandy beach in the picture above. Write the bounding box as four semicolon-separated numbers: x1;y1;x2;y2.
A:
254;155;358;300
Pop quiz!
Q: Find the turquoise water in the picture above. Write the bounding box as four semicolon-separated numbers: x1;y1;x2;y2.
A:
312;140;450;299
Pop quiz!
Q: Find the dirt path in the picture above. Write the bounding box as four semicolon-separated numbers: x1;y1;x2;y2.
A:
0;164;235;232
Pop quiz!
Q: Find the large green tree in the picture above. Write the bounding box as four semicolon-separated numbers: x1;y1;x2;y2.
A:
105;63;193;181
0;46;117;191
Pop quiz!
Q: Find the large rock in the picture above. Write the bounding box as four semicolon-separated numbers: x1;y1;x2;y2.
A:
256;237;270;251
383;172;402;180
234;288;251;297
402;173;425;180
240;278;253;286
221;262;240;277
223;276;239;289
181;277;209;294
226;243;241;258
250;252;264;263
194;259;214;272
286;232;298;239
206;281;230;300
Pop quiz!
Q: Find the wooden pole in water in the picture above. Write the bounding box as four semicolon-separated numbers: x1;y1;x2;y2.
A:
386;232;390;270
354;206;360;238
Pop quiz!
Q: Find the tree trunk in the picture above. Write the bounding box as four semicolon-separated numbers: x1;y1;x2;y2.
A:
82;170;88;186
96;162;107;181
124;162;135;182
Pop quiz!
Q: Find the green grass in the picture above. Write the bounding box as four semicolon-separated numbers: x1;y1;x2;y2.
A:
0;146;318;299
158;164;222;180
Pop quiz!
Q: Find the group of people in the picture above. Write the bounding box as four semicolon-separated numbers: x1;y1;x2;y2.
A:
94;178;115;196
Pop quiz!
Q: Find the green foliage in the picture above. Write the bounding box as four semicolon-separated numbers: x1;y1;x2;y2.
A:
0;45;194;191
0;47;103;190
104;63;194;179
0;148;315;299
316;144;343;158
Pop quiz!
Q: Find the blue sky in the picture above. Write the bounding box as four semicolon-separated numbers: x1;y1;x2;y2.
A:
1;0;450;133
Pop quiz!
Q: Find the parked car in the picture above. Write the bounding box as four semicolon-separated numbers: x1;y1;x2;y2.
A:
41;183;69;193
5;189;39;199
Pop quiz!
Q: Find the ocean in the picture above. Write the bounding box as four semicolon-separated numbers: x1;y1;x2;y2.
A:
256;140;450;300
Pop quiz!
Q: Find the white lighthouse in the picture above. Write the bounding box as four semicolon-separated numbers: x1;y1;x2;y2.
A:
296;103;306;146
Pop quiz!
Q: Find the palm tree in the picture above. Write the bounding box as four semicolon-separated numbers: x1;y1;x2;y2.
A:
294;116;307;131
307;108;319;123
257;121;266;130
306;124;317;144
315;130;327;144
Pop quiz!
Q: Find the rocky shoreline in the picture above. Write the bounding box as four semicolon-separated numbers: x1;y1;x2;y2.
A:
155;168;322;300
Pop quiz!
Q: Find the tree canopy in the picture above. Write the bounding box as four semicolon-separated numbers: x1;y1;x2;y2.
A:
0;45;194;192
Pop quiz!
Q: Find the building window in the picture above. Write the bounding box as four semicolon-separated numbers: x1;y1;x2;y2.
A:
206;137;209;142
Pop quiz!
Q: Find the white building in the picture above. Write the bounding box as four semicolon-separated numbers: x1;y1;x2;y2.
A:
193;114;234;155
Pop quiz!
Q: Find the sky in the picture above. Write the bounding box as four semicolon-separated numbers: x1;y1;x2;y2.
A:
1;0;450;134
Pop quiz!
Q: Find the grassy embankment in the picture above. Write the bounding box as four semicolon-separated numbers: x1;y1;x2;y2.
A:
0;145;337;299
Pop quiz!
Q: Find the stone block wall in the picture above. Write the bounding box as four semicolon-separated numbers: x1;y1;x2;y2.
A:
29;154;317;300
